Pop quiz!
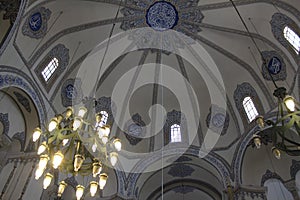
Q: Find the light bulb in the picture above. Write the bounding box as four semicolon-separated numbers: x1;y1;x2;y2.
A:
102;136;108;144
57;181;67;197
253;136;261;149
48;118;58;132
103;125;110;137
74;154;85;172
99;173;108;190
78;107;87;118
92;143;97;153
92;162;102;177
272;147;281;159
32;128;42;142
53;151;64;169
43;173;53;189
113;138;122;151
35;167;44;180
90;181;98;197
284;96;296;112
62;139;69;146
110;152;118;166
76;185;85;200
73;117;82;131
255;116;265;129
37;142;47;155
38;155;49;169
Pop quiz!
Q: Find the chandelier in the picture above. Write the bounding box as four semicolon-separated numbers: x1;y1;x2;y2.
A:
228;0;300;158
32;101;122;199
251;87;300;158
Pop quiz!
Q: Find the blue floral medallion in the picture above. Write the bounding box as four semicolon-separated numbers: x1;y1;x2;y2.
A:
212;113;226;128
29;12;42;31
65;84;77;99
268;56;282;75
146;1;178;31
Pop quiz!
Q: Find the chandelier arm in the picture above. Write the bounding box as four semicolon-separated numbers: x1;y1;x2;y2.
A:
274;111;300;126
275;130;300;147
56;131;78;140
295;121;300;134
47;134;57;144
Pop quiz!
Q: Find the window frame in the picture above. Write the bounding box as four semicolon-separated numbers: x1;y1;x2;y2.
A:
41;57;59;82
271;13;300;57
242;96;259;122
34;44;69;92
283;26;300;54
170;124;182;143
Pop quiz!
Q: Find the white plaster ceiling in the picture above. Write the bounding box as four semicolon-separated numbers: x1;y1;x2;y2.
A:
8;0;300;198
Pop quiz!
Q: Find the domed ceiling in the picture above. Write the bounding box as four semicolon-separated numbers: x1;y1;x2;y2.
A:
2;0;300;199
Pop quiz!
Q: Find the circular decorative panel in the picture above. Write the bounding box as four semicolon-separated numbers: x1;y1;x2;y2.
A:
65;84;78;99
261;51;286;81
128;123;143;137
267;56;282;75
22;7;51;39
29;12;42;31
146;1;178;31
212;113;226;128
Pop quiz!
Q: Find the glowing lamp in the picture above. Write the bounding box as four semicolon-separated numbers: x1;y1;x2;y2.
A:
92;162;102;177
76;185;85;200
113;138;122;151
32;128;42;142
74;154;85;172
99;173;108;190
284;95;296;112
90;181;98;197
37;142;47;155
43;173;53;189
53;151;64;169
57;181;67;197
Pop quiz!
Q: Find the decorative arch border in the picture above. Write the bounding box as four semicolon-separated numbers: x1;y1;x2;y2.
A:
0;113;10;136
148;179;222;200
261;169;283;186
117;146;231;198
0;66;47;125
0;0;27;56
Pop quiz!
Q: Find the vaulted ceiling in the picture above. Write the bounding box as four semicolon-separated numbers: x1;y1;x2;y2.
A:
0;0;299;199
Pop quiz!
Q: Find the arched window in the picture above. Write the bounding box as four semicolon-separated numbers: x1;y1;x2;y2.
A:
99;110;108;127
35;44;69;92
242;96;259;122
41;57;59;82
170;124;181;143
283;26;300;54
